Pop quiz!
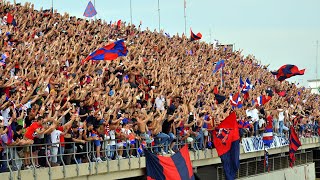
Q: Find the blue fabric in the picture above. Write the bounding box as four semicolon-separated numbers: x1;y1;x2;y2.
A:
213;60;225;73
220;140;240;180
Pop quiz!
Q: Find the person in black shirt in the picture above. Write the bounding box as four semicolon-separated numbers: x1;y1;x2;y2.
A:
78;101;88;122
12;125;23;170
162;116;176;154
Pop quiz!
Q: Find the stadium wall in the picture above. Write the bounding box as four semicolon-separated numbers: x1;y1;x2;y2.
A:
240;163;315;180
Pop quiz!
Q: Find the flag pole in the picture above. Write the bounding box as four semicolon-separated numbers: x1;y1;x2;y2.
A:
184;0;187;36
51;0;53;13
94;0;97;20
221;66;224;88
158;0;160;33
130;0;133;25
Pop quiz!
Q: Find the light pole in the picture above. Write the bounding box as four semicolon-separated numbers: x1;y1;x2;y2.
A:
184;0;187;36
158;0;160;32
130;0;133;25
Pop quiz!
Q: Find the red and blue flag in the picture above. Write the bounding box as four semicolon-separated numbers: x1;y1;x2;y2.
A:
289;126;301;167
82;40;128;64
213;60;225;74
263;115;273;148
254;95;271;107
190;29;202;41
213;112;240;180
83;1;97;18
229;93;242;109
271;64;305;81
145;145;194;180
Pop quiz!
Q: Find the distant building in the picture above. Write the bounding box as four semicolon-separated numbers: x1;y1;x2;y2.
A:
307;79;320;94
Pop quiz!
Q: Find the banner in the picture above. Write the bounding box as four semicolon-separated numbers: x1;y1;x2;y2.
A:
241;136;289;153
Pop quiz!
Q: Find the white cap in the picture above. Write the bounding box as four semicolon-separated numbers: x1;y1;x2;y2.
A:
0;116;3;120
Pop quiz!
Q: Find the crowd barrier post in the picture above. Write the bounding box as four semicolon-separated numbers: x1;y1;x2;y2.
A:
45;144;52;180
72;143;79;177
86;142;92;175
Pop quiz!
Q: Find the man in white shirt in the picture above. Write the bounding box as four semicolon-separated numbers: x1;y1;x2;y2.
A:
277;105;286;137
155;95;165;111
246;104;260;136
50;129;63;166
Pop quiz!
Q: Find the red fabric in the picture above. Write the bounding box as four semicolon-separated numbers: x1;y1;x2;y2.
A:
213;112;239;156
117;20;121;29
158;155;182;180
262;95;272;105
24;122;42;140
180;145;194;179
289;126;301;167
214;86;219;94
6;13;14;24
57;126;65;147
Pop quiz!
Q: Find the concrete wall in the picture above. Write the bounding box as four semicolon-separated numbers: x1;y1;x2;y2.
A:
240;163;315;180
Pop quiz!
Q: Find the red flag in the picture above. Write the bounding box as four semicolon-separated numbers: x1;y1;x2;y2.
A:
190;28;202;41
271;64;305;81
117;20;121;29
213;112;240;180
213;111;239;156
289;126;301;167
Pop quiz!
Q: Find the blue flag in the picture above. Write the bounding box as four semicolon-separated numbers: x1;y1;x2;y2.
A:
213;60;225;74
83;1;97;18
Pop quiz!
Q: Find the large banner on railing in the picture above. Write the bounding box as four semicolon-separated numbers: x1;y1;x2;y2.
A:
241;136;289;153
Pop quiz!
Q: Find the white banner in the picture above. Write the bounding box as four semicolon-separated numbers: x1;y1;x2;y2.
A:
241;136;289;153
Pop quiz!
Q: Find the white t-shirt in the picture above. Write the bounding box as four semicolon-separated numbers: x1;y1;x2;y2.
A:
108;130;116;145
155;96;165;111
51;129;62;147
278;109;285;122
1;107;11;126
246;108;259;122
258;118;265;128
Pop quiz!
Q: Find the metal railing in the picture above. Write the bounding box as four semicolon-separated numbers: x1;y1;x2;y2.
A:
0;137;208;180
216;151;314;180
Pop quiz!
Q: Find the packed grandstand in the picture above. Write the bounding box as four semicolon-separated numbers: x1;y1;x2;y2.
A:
0;1;318;177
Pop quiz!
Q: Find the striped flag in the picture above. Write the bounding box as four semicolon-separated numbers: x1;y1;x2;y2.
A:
289;126;301;167
146;145;194;180
263;127;273;148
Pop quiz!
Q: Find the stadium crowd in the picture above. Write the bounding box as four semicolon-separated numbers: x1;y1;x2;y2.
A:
0;1;319;172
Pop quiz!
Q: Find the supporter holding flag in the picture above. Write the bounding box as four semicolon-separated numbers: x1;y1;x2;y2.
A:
190;28;202;41
289;126;301;167
81;40;128;64
271;64;305;81
213;111;240;180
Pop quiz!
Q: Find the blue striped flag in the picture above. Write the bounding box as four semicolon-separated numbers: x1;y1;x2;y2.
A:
289;126;301;167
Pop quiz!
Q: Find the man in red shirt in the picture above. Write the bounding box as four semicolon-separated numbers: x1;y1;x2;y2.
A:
24;116;45;143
